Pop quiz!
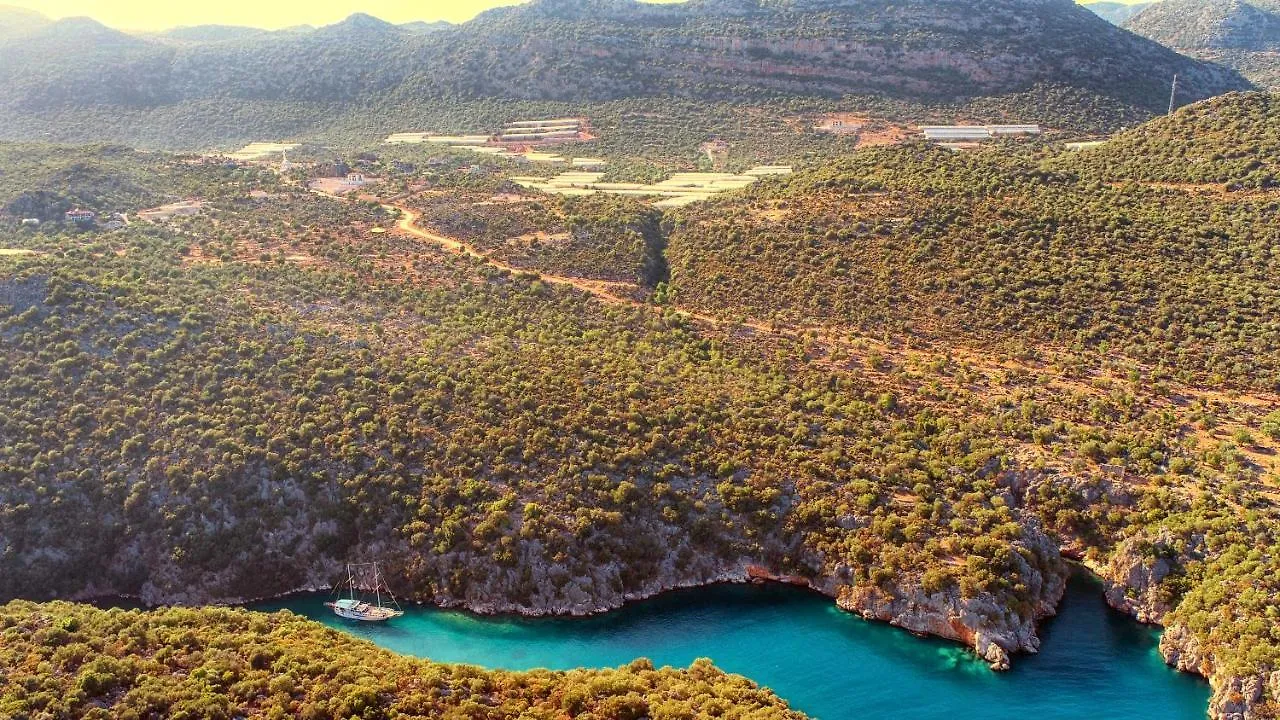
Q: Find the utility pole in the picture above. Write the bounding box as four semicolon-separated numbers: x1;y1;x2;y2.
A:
1168;74;1179;115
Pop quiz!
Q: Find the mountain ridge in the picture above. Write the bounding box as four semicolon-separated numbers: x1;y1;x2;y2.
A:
0;0;1253;146
1082;1;1153;23
0;3;47;37
1127;0;1280;48
1123;0;1280;87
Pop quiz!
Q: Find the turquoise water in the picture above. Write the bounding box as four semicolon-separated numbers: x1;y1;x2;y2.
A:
253;571;1209;719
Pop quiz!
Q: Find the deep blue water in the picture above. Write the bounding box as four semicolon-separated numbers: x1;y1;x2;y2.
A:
252;571;1209;719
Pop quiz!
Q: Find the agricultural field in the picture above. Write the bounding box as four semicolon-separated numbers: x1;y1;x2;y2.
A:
228;142;300;161
511;167;793;208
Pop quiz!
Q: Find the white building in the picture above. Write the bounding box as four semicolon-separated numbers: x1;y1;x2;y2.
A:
920;125;1042;142
921;126;995;142
504;118;582;129
989;125;1042;136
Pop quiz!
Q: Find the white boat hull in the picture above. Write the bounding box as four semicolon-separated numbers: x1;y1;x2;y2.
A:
326;601;403;622
328;563;403;621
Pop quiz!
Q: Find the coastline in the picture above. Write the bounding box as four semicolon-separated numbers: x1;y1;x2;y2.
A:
72;550;1236;716
75;556;1137;671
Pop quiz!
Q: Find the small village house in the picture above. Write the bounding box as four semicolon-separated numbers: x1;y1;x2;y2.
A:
64;209;95;225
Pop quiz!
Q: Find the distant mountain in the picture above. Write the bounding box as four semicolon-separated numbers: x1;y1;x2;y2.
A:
0;18;180;109
0;0;1253;146
160;25;268;44
1124;0;1280;87
400;20;452;34
400;0;1248;113
4;16;151;55
313;11;400;37
1082;1;1152;23
0;4;48;38
1127;0;1280;48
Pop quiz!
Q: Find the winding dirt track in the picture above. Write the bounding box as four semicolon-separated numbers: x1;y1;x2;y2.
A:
368;194;1280;479
387;202;759;332
390;205;635;303
290;190;1280;499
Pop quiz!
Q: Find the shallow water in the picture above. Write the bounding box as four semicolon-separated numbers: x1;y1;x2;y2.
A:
253;571;1209;719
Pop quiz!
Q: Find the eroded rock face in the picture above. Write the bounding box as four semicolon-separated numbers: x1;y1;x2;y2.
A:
832;519;1067;671
1204;667;1280;720
1092;537;1277;720
834;579;1062;670
1092;532;1186;623
1161;623;1213;677
1164;622;1279;720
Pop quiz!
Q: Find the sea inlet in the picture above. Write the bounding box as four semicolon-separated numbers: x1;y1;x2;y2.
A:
253;569;1210;720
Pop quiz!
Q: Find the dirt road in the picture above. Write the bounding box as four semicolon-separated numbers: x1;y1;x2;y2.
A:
387;202;750;331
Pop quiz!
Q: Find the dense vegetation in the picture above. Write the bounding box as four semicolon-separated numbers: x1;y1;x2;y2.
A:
652;93;1280;717
0;180;1063;623
0;600;804;720
668;95;1280;391
407;185;667;285
1;93;1279;719
1057;91;1279;186
0;143;269;221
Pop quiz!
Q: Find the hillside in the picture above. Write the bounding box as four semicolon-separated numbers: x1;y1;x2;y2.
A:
158;24;270;43
667;96;1280;391
404;0;1242;109
2;102;1280;719
0;4;46;38
0;143;266;220
1127;0;1280;48
1056;90;1278;185
657;94;1280;717
0;0;1253;147
408;184;668;286
0;600;803;719
0;159;1070;663
1082;1;1153;23
1125;0;1280;88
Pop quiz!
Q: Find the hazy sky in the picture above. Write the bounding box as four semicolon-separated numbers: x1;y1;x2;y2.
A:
5;0;1141;32
7;0;531;30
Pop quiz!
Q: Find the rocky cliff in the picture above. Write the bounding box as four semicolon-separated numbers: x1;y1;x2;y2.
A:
1124;0;1280;89
61;494;1070;674
1085;519;1277;719
832;522;1066;670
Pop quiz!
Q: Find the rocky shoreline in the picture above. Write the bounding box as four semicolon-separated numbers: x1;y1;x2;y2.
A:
71;543;1246;718
78;556;1063;673
1087;541;1274;720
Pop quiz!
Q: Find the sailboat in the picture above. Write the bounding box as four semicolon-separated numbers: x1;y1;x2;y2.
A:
325;562;404;622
